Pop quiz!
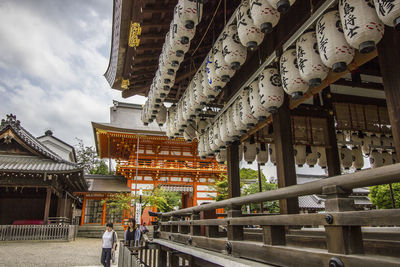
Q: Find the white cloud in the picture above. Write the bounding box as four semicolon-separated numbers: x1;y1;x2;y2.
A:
0;0;141;148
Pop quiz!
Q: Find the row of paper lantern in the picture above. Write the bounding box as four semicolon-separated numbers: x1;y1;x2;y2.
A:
336;131;395;155
141;0;204;125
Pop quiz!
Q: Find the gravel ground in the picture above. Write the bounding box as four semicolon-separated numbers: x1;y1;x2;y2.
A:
0;238;118;267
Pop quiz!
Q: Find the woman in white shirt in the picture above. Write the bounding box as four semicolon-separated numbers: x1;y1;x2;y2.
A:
101;223;118;267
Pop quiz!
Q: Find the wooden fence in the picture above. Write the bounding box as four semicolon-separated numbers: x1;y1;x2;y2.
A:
0;224;78;241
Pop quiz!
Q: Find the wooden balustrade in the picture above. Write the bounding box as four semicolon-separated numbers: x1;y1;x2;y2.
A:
153;164;400;266
0;224;77;241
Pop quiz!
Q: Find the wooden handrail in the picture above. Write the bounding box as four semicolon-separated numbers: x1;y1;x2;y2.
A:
161;164;400;217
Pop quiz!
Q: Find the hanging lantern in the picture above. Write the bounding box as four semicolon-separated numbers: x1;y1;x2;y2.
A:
176;0;203;29
208;125;220;153
306;146;318;167
250;0;280;33
340;145;353;170
214;118;226;150
392;151;398;164
207;48;227;92
216;149;227;164
237;0;265;50
294;144;306;167
219;113;233;146
316;10;355;73
361;133;372;155
373;0;400;30
257;142;269;165
233;96;250;134
141;101;150;126
191;71;208;111
339;0;384;54
317;146;327;169
222;23;248;70
204;130;213;156
241;87;259;129
156;104;167;126
182;89;193;124
167;105;178;138
269;143;276;165
227;106;242;140
280;48;309;99
296;30;329;87
196;117;208;138
198;135;207;159
162;40;184;69
370;149;383;168
184;123;196;142
157;66;176;88
214;38;236;82
244;137;257;164
266;0;296;13
249;78;269;122
169;22;191;57
381;150;392;166
352;146;364;170
201;63;220;100
370;133;381;146
171;14;196;45
258;67;284;113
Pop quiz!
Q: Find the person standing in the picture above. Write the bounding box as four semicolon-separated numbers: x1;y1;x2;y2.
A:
101;223;118;267
124;218;136;246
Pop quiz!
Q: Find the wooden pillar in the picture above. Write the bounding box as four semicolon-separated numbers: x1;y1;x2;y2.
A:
158;246;167;267
257;163;264;213
272;97;299;214
227;141;240;198
80;195;86;226
43;187;52;224
322;88;341;176
102;201;107;226
378;27;400;162
192;181;197;207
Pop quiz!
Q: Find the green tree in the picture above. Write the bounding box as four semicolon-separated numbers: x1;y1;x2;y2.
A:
75;138;110;175
369;183;400;209
242;178;279;213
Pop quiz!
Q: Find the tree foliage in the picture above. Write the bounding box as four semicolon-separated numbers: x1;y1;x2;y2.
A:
213;168;279;213
75;138;109;175
369;183;400;209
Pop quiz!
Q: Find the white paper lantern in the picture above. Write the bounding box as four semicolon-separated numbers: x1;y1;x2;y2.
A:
167;105;178;138
340;145;353;170
162;40;184;68
294;144;306;167
214;118;226;150
214;38;236;82
249;78;269;122
202;63;220;99
171;14;196;45
196;117;208;138
296;30;329;87
373;0;400;29
257;142;269;165
250;0;280;33
157;66;176;87
306;146;318;167
184;123;196;142
176;0;203;29
198;135;207;159
219;113;233;146
241;87;259;129
316;10;355;73
266;0;296;13
352;146;364;170
233;96;250;133
361;133;372;155
177;100;187;132
204;130;214;156
227;106;242;140
269;143;276;165
339;0;384;54
216;149;227;164
169;22;191;57
259;67;284;113
191;71;208;112
208;125;220;152
208;49;227;91
280;48;309;99
222;23;248;70
237;0;265;50
370;149;383;168
381;150;392;166
156;104;167;126
244;137;257;164
317;146;327;169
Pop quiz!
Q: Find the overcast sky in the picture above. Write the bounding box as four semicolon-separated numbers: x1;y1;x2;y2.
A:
0;0;145;147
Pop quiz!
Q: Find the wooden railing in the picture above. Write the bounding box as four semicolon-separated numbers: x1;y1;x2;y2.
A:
118;240;161;267
0;224;78;241
155;164;400;267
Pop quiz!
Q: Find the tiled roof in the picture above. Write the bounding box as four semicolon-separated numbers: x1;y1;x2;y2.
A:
298;195;325;210
85;175;129;192
0;155;81;172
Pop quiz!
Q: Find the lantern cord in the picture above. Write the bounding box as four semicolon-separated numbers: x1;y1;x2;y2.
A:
191;0;223;57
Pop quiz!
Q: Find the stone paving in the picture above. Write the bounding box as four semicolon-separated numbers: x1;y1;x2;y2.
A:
0;237;118;267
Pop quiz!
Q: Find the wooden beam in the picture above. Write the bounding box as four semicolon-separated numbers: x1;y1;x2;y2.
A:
272;97;299;215
330;93;387;107
378;26;400;162
227;141;240;199
333;78;384;91
43;187;51;224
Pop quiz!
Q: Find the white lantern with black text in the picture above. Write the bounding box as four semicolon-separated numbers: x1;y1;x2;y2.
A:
227;106;242;140
202;63;220;99
191;71;208;111
222;23;248;70
219;113;233;146
171;14;196;45
208;48;227;91
215;117;227;149
257;142;269;165
169;22;190;58
339;0;384;53
156;104;167;126
352;146;364;170
214;38;236;82
244;137;257;164
216;149;227;164
294;144;306;167
198;135;207;159
370;149;383;168
266;0;295;13
233;95;250;133
259;67;284;113
306;146;318;167
296;30;329;87
241;87;259;128
373;0;400;30
176;0;203;29
250;0;280;33
249;78;269;122
316;10;355;73
204;130;213;156
237;0;265;50
340;145;353;170
317;146;327;169
280;48;309;99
